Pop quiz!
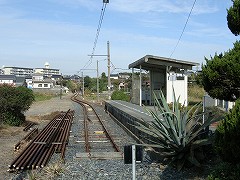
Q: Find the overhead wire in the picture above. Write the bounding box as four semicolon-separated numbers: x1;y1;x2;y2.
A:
169;0;197;59
81;2;108;70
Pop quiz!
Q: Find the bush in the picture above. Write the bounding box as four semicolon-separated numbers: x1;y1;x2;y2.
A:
3;111;25;126
111;90;130;102
208;162;240;180
0;84;34;126
214;100;240;164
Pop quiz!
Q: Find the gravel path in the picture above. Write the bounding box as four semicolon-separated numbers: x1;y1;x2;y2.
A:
25;94;75;117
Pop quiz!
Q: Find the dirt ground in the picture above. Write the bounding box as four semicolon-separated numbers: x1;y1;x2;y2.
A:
0;94;74;179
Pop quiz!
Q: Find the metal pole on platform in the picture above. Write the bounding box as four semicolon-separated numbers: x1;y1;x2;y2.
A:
132;144;136;180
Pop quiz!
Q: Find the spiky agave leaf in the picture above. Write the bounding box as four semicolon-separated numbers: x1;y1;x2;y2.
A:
134;89;223;170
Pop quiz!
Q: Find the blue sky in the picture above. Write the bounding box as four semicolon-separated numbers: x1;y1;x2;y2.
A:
0;0;238;76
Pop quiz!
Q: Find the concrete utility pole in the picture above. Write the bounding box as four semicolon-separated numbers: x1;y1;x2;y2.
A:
107;41;111;100
97;60;99;102
87;41;111;100
60;73;63;100
82;72;84;99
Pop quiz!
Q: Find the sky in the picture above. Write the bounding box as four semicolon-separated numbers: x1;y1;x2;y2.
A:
0;0;239;76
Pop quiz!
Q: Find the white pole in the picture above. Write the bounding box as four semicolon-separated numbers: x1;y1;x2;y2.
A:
97;60;99;102
132;145;136;180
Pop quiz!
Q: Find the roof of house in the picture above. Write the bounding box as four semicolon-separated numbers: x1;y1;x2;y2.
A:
0;75;16;80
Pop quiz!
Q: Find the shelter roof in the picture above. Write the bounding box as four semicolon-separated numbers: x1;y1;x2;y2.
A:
128;55;199;71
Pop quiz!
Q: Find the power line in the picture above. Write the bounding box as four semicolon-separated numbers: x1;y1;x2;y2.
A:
82;2;108;70
169;0;197;58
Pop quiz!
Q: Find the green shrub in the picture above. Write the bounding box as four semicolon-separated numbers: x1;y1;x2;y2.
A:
135;90;223;170
214;100;240;163
208;162;240;180
0;84;34;126
111;90;130;102
3;111;25;126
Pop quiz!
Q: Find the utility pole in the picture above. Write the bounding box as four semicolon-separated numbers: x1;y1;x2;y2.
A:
60;73;62;99
87;41;110;100
97;60;99;102
107;41;111;100
82;72;84;99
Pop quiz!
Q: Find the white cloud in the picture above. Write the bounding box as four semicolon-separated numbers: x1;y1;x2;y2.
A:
109;0;218;14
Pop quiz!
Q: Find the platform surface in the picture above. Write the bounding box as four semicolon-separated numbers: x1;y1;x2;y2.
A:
106;100;155;122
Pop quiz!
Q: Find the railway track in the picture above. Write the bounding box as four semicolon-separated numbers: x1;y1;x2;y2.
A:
71;94;122;159
8;110;74;171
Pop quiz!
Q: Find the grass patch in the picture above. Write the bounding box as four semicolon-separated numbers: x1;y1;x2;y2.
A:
34;92;54;102
188;84;205;104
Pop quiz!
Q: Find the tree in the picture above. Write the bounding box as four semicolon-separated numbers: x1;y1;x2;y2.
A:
66;80;78;93
0;84;34;126
201;41;240;101
227;0;240;36
215;99;240;164
84;76;91;88
111;90;130;102
99;72;108;92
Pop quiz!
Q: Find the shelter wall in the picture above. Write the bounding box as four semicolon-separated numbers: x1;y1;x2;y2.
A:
166;72;188;106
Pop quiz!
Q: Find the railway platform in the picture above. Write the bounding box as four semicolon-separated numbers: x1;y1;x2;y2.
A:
105;100;155;144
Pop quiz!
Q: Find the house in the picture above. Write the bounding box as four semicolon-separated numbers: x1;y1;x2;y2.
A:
32;73;54;89
118;72;131;80
32;79;54;89
0;75;16;86
110;74;119;80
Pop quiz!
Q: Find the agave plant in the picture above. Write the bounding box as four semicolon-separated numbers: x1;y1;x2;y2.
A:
135;90;222;170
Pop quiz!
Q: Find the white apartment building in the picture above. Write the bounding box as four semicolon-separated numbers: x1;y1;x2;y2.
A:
3;67;34;76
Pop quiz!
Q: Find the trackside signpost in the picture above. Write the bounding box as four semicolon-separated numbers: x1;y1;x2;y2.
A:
124;145;143;180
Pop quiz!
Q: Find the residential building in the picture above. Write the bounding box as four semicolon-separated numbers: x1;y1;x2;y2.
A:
32;73;54;89
110;74;118;80
0;75;16;86
32;79;54;89
119;72;130;80
34;68;60;76
3;67;34;76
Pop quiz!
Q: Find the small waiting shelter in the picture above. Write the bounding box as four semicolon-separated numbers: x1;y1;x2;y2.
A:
128;55;199;106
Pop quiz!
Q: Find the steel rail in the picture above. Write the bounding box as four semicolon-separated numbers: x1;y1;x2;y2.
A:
9;110;74;171
71;96;90;152
71;94;120;153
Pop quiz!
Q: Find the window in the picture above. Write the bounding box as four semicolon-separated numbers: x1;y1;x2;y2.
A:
44;84;48;87
38;84;42;87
